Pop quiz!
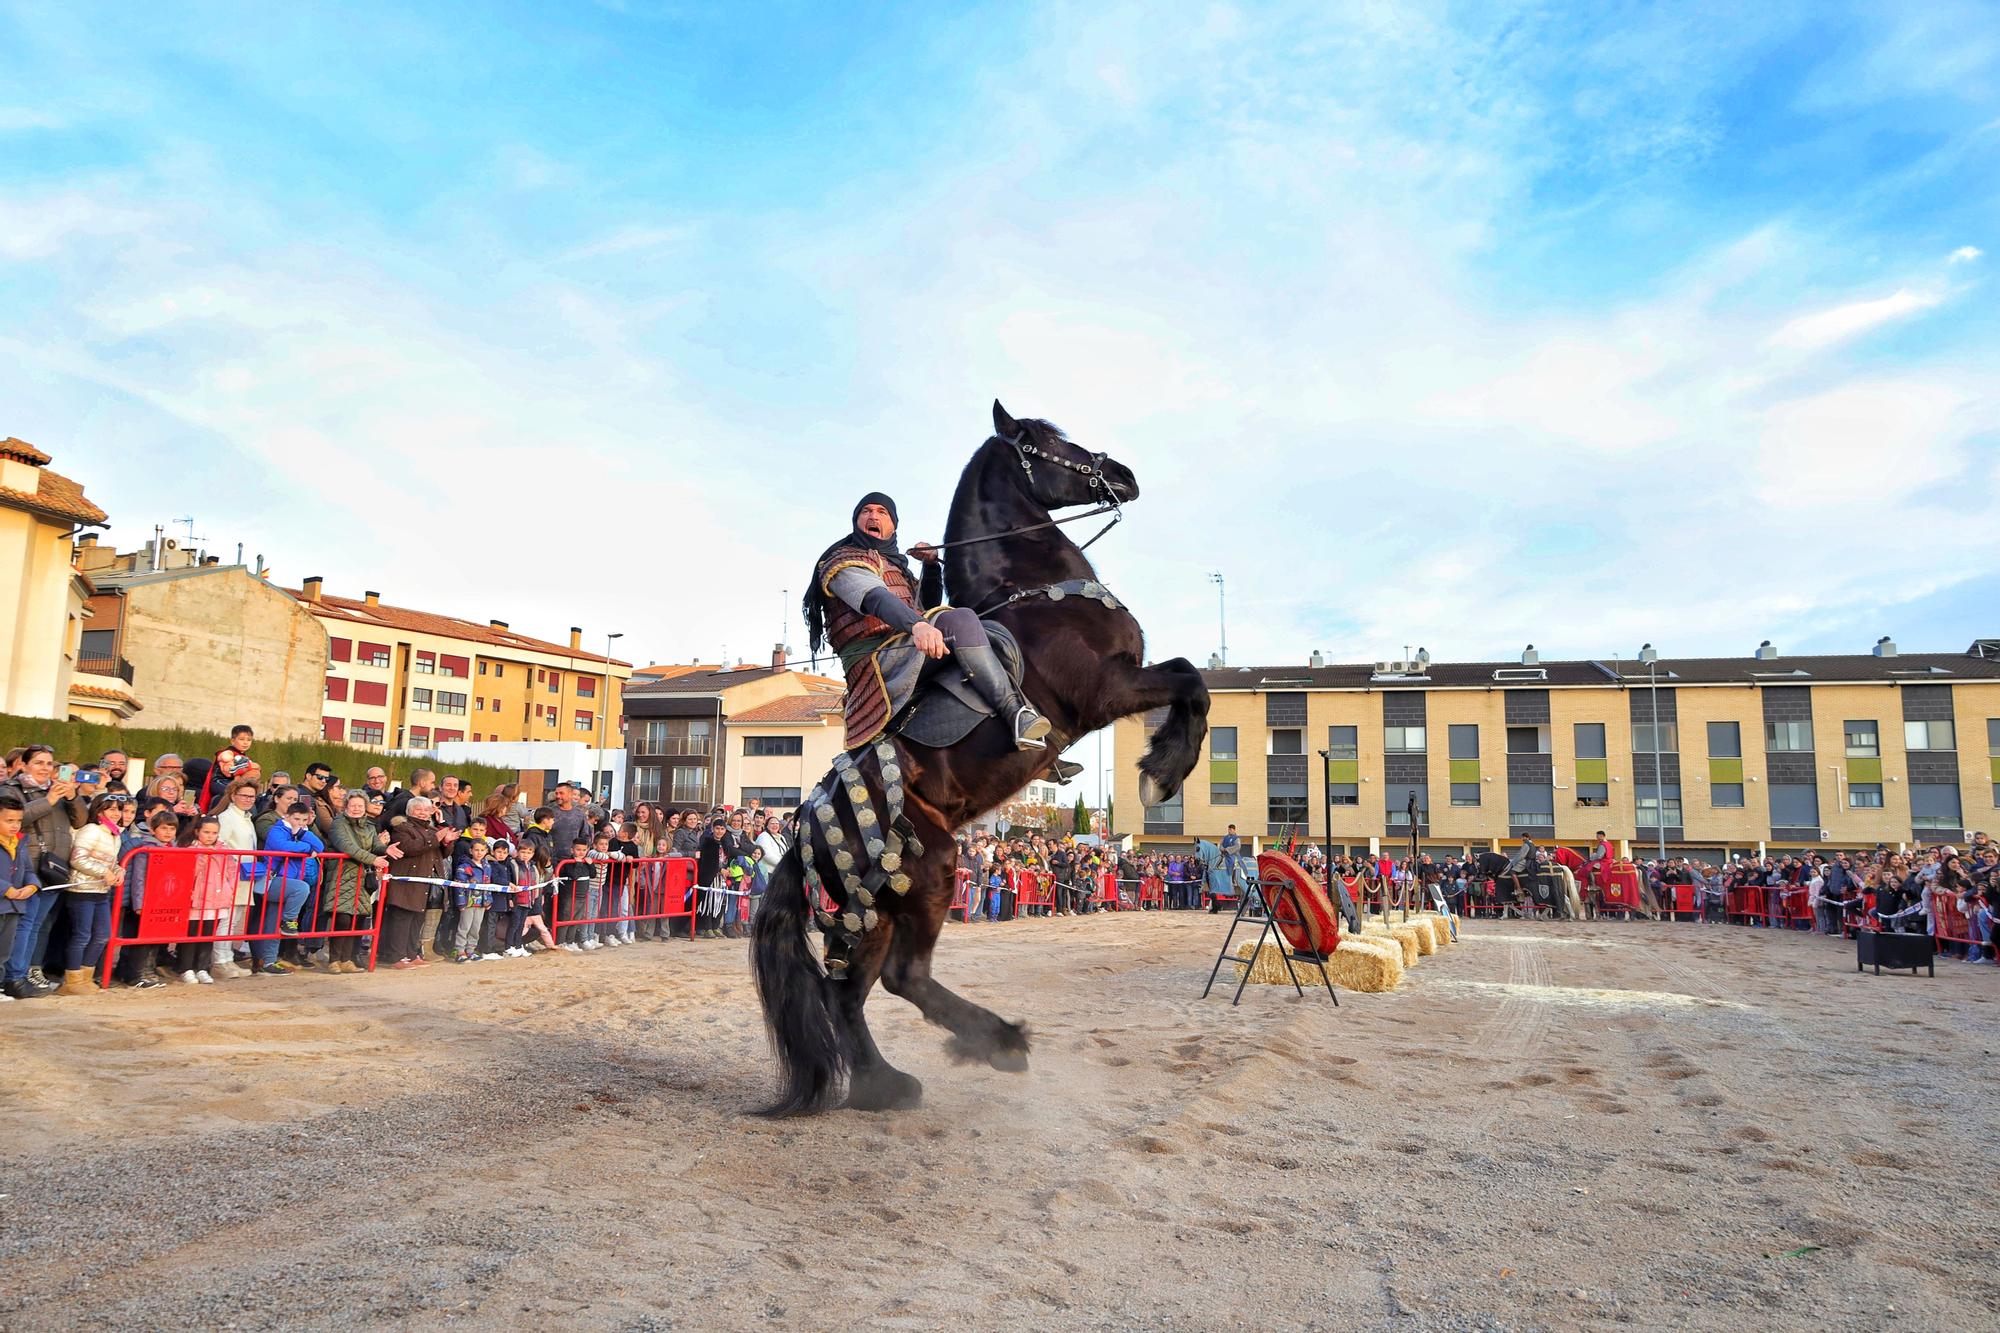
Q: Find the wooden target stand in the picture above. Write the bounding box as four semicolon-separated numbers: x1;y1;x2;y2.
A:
1201;855;1340;1008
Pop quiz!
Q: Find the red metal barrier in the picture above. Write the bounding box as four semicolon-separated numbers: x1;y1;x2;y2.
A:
1094;871;1122;910
547;856;698;939
1139;874;1165;909
103;844;379;986
951;868;974;920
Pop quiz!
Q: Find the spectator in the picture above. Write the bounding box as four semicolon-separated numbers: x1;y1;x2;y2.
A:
58;792;128;993
324;791;391;974
510;840;558;954
98;750;131;795
451;831;495;963
383;768;436;824
382;796;445;969
2;744;88;997
0;791;33;1002
556;838;593;950
549;783;592;858
255;801;322;975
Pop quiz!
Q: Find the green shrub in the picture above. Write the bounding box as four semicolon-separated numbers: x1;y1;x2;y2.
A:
0;713;519;793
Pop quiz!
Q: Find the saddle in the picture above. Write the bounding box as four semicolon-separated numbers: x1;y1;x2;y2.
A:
889;620;1028;748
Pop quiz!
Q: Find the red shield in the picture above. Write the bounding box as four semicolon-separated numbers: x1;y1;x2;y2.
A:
1256;852;1343;958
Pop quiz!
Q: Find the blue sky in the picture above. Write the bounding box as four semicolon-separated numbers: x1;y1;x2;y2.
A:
4;3;1998;749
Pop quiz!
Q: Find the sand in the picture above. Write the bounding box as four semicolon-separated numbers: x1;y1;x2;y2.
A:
2;916;1996;1330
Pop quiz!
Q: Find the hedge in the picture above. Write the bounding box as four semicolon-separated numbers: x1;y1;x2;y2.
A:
0;713;521;794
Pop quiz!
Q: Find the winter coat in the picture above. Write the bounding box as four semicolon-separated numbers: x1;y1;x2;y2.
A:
0;833;31;915
325;814;384;918
0;775;87;882
68;822;124;896
385;814;446;913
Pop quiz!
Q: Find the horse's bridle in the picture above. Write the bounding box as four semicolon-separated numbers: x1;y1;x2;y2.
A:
924;430;1126;554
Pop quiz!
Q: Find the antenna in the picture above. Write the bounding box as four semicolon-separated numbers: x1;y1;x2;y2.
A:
1207;571;1227;667
780;589;790;654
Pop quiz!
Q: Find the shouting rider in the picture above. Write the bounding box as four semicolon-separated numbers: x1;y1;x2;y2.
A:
803;491;1051;753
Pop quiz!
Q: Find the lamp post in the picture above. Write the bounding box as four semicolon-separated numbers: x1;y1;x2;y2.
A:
596;632;624;805
1208;571;1227;667
1639;643;1666;864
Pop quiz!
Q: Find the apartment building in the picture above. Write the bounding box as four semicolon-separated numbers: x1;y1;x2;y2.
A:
0;437;117;721
294;579;630;752
1112;642;2000;857
621;650;840;809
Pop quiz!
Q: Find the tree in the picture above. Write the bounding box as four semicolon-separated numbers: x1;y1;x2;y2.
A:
1073;795;1089;834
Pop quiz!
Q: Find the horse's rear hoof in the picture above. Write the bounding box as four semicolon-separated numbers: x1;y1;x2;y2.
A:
989;1047;1029;1073
844;1068;924;1112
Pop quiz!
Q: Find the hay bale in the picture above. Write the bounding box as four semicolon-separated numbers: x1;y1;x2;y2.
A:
1422;911;1459;946
1231;938;1403;993
1360;920;1422;966
1405;916;1438;955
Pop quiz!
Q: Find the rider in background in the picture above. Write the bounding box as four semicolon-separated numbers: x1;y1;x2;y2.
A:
803;492;1049;752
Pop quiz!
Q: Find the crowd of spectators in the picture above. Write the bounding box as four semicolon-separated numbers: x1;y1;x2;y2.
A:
0;727;798;1001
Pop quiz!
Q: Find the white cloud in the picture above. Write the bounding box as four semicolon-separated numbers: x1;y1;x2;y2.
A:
1949;245;1983;264
1766;288;1943;351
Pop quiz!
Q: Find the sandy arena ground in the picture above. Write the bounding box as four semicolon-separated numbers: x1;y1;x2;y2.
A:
2;913;1996;1331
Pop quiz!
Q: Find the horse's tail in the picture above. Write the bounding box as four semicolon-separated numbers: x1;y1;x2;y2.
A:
751;847;848;1116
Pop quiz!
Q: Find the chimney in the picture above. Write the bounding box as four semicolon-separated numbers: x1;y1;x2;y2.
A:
1874;636;1897;658
569;626;583;651
772;643;788;670
302;576;323;603
363;590;380;607
489;619;509;631
201;555;219;567
1308;649;1324;668
1755;640;1778;660
78;533;97;548
1522;643;1539;665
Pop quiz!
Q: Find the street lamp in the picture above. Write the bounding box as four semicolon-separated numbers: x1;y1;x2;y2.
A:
1639;643;1666;864
597;632;624;805
1208;571;1227;667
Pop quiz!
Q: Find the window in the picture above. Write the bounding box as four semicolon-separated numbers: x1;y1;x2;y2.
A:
1706;721;1741;758
414;652;435;674
1574;723;1607;759
433;728;463;744
358;641;390;667
409;726;431;747
471;733;481;743
1385;783;1424;825
547;672;561;695
325;677;349;702
745;735;804;757
1326;725;1358;761
1848;783;1884;809
474;697;485;711
329;637;352;663
577;676;597;698
1711;783;1745;808
354;680;388;707
635;721;668;756
1448;725;1479;760
1269;728;1303;755
79;628;114;656
1910;783;1961;830
1990;718;1999;756
436;691;468;715
478;661;488;676
1764;720;1812;752
537;669;546;683
575;710;594;731
1329;784;1358;806
1451;782;1481;806
1844;721;1879;757
1267;782;1308;830
492;664;503;680
1904;719;1955;751
669;766;708;804
407;686;431;710
1211;783;1237;805
351;721;385;746
1506;725;1547;755
1635;783;1682;828
1211;727;1237;760
321;717;345;742
629;768;662;803
1384;725;1425;754
1576;783;1609;807
439;654;470;678
741;787;804;807
1633;720;1679;753
1769;783;1819;827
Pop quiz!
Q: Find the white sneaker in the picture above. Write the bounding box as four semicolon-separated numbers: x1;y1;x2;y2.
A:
180;970;200;985
481;952;501;961
0;991;15;1001
195;970;215;985
604;935;622;948
509;947;528;957
562;942;581;953
582;940;601;951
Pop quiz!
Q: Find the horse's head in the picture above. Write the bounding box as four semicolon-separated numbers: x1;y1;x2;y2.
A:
992;400;1139;509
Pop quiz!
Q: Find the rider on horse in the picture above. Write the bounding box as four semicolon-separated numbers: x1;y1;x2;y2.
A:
804;491;1051;752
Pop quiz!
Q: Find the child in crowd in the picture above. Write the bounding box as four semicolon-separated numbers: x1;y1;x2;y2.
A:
610;821;641;944
176;815;233;984
585;830;619;947
510;841;558;955
484;839;517;957
556;838;593;951
0;793;31;1003
199;724;261;812
450;832;494;962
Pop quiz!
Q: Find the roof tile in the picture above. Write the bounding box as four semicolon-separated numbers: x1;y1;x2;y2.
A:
289;589;632;665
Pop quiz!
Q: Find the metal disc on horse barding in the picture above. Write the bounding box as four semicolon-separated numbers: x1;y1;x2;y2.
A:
890;872;912;894
1048;586;1066;600
856;807;877;828
833;849;854;871
879;852;901;872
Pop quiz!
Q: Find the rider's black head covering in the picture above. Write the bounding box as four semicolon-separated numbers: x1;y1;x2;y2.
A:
803;492;914;655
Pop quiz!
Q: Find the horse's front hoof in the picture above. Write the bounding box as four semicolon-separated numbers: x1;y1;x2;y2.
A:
988;1047;1029;1073
844;1068;924;1112
1139;773;1167;807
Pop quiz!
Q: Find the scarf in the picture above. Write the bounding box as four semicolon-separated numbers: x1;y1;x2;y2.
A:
803;492;915;654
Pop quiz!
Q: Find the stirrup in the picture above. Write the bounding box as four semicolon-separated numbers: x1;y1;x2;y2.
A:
1049;758;1084;783
1013;705;1051;750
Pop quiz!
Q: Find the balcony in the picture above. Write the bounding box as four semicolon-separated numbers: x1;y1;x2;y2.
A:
75;653;135;684
636;736;713;758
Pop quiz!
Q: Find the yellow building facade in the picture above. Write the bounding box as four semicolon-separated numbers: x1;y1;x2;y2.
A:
1113;647;2000;858
0;437;117;721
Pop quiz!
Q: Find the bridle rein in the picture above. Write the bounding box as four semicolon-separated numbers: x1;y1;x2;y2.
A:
921;430;1127;555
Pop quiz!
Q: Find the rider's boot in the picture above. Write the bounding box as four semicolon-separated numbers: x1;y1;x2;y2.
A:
957;643;1050;750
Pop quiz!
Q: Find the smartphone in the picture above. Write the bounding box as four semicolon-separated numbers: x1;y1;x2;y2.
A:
56;763;76;781
76;769;99;785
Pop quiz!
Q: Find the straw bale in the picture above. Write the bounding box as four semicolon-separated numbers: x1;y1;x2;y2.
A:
1231;938;1403;992
1421;911;1458;946
1360;920;1421;966
1404;917;1438;955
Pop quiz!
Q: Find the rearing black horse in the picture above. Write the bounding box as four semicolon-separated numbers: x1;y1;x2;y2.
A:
752;401;1210;1115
